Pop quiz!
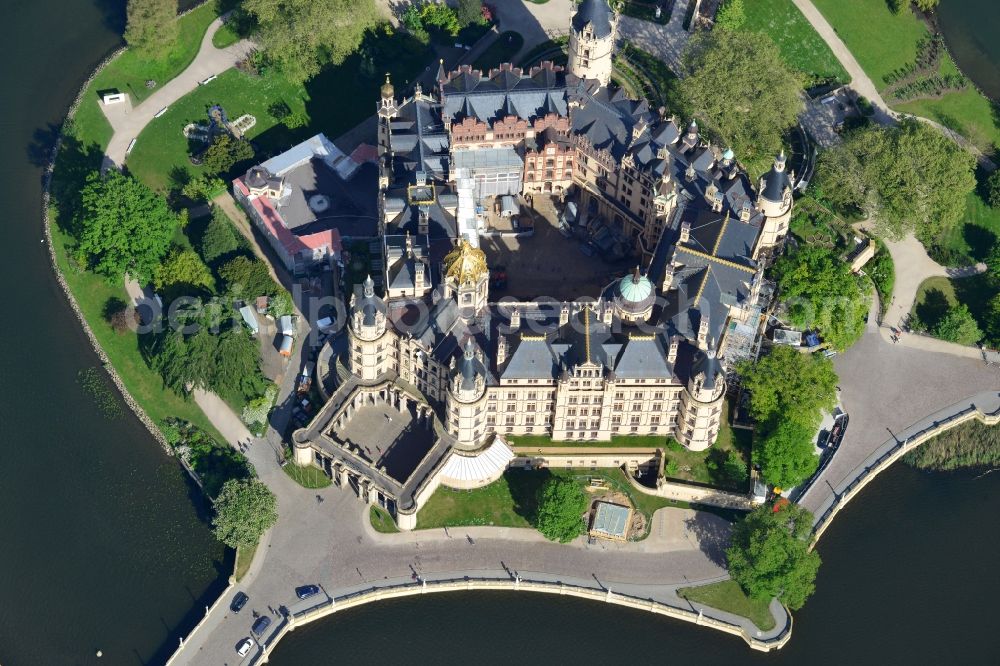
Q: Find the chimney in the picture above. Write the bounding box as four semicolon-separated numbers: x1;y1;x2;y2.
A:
560;302;570;326
662;264;675;291
668;338;678;363
680;221;691;243
602;300;613;325
497;335;508;365
697;319;709;349
418;208;429;235
510;307;521;330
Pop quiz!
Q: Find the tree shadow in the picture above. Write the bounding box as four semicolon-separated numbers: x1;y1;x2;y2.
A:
32;126;105;233
914;288;952;330
682;512;732;568
90;0;126;36
963;224;997;262
505;467;552;524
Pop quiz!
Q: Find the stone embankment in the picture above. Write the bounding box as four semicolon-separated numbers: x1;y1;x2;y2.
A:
255;575;792;663
803;392;1000;544
40;44;172;455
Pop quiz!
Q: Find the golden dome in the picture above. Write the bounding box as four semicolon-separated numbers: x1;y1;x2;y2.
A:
381;73;394;99
444;239;488;285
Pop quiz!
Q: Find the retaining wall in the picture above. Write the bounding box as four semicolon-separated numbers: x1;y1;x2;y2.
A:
253;576;792;663
808;399;1000;544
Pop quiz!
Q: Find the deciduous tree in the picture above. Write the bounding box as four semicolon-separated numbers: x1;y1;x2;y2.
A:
754;418;819;489
200;207;244;265
772;245;871;351
212;478;278;548
737;346;838;430
153;247;215;292
124;0;178;59
218;255;279;298
814;121;976;243
726;502;821;610
933;303;982;345
455;0;485;28
680;29;803;175
243;0;381;84
76;170;179;283
535;477;588;543
201;134;255;175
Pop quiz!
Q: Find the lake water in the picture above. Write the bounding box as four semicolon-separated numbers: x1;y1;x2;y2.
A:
4;1;999;665
270;463;1000;665
0;1;229;664
938;0;1000;100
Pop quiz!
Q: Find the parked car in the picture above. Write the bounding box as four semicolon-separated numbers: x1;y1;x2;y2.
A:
236;638;253;657
579;242;596;257
558;221;573;238
491;265;508;290
296;584;321;600
230;591;249;614
252;615;272;636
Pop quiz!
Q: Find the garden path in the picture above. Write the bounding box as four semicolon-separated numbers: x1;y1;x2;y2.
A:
102;17;253;168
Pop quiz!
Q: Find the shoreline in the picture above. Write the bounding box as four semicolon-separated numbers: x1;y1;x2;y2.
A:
40;43;173;457
47;11;996;661
255;575;792;662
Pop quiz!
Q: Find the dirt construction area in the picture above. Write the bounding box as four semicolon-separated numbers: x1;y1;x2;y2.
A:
479;195;632;301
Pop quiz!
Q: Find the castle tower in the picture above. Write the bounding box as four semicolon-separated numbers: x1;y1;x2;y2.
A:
443;239;489;319
568;0;619;87
677;348;726;451
347;275;393;381
756;150;793;255
446;339;489;448
377;73;399;147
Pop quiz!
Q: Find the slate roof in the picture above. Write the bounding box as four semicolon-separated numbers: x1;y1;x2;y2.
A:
385;234;429;291
496;306;676;382
572;0;615;39
384;190;458;239
389;97;449;181
441;64;568;124
761;160;791;203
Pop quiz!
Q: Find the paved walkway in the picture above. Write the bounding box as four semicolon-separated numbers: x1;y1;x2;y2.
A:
792;0;996;168
172;463;759;665
798;296;999;523
619;0;692;73
878;232;986;332
193;389;252;443
102;16;253;167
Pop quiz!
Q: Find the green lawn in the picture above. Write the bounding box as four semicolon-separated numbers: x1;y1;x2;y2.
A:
283;463;332;489
911;274;996;335
743;0;848;85
126;30;431;192
212;22;240;49
895;84;1000;154
416;467;687;535
48;224;227;444
370;506;400;533
74;3;219;149
677;580;776;631
472;31;525;71
126;68;308;192
811;0;999;154
418;469;539;529
810;0;928;91
235;542;257;581
932;191;1000;265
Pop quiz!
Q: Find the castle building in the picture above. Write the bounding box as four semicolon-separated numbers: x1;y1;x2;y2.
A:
282;0;789;527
